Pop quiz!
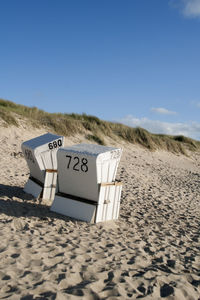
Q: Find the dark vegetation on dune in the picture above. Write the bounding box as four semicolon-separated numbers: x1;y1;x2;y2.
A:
0;98;200;155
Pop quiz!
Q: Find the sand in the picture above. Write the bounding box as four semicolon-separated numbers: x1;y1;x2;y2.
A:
0;121;200;300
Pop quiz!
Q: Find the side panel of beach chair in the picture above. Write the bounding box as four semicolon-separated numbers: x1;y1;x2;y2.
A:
95;182;122;223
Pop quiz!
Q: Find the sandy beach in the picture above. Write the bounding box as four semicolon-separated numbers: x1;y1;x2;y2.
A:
0;122;200;300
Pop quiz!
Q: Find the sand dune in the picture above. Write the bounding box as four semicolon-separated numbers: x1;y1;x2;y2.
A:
0;123;200;299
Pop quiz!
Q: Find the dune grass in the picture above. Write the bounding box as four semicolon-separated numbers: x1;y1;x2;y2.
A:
1;98;200;154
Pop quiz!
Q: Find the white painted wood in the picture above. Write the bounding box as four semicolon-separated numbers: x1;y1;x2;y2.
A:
57;144;122;202
51;182;122;223
22;133;64;201
24;178;43;199
22;133;64;180
57;149;98;202
95;183;122;222
51;195;97;223
44;171;57;188
43;187;54;201
52;143;123;223
43;171;57;201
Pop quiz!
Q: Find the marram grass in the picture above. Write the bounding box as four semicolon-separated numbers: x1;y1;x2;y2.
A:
0;98;199;154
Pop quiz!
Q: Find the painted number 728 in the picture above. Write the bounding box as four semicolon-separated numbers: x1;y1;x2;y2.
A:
66;155;88;172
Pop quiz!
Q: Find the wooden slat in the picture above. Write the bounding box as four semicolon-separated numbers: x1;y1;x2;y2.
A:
100;181;123;187
56;191;98;206
46;169;58;173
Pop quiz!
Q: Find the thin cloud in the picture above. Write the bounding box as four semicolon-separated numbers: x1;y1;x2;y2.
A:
151;107;177;115
34;91;45;98
192;101;200;108
183;0;200;17
171;0;200;18
119;115;200;140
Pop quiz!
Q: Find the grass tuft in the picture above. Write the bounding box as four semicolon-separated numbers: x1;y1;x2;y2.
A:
0;108;19;126
86;134;105;145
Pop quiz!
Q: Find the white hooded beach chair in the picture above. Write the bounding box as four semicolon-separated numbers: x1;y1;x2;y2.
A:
51;143;123;223
22;133;64;201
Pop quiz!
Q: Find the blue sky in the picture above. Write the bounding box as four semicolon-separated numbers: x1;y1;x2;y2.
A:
0;0;200;140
